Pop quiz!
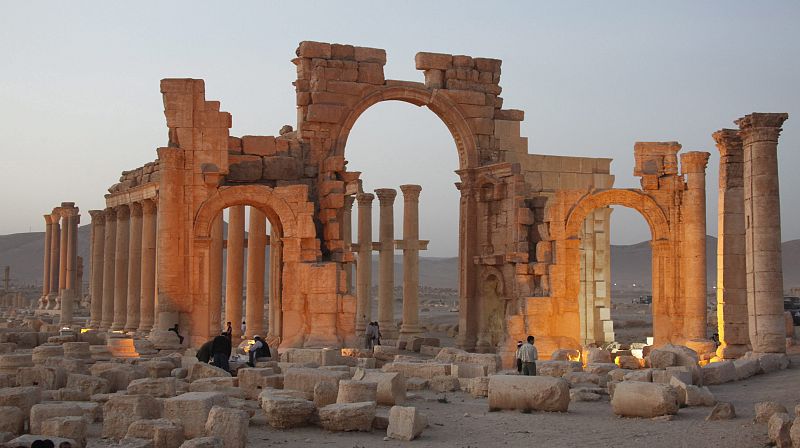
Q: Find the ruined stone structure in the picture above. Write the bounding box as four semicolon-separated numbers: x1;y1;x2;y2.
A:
38;41;785;363
37;202;81;326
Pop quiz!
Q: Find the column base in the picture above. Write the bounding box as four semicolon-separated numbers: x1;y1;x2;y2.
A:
148;329;183;350
45;293;59;310
716;343;749;359
378;320;398;340
399;325;423;342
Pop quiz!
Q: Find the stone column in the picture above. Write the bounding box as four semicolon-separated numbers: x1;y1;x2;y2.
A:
46;212;61;309
138;199;157;334
268;228;282;339
111;205;130;331
455;173;479;350
245;207;266;338
209;213;224;335
100;208;116;330
680;151;710;341
88;210;105;329
125;203;143;332
713;129;749;358
57;210;69;309
736;112;790;353
342;196;355;294
355;193;374;333
225;205;245;339
59;208;79;325
375;188;398;339
40;214;53;309
399;184;423;341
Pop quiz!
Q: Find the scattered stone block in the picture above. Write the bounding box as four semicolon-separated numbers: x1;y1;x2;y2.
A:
551;349;580;361
701;360;736;385
706;402;736;421
337;380;377;404
743;352;790;374
452;363;486;379
283;367;349;395
488;375;570;412
313;380;338;407
405;377;428;391
582;348;612;364
562;372;602;386
189;377;244;399
429;375;460;393
409;337;439;352
623;369;652;382
647;349;677;368
356;371;405;405
468;377;490;398
659;344;703;385
204;405;249;448
30;403;83;435
733;358;760;380
259;390;315;429
616;355;641;370
536;361;582;378
187;363;231;383
382;361;450;379
164;392;229;439
0;386;42;418
0;406;24;435
128;377;179;398
754;401;788;423
179;437;222;448
7;434;78;448
103;394;160;439
125;418;184;448
570;389;602;402
237;368;281;400
791;416;800;448
17;366;67;390
684;385;715;407
53;388;90;402
318;402;376;432
40;416;87;447
386;405;427;441
67;373;110;395
611;381;678;418
768;413;793;447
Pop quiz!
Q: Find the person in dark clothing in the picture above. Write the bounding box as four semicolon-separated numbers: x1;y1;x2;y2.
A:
224;322;233;339
168;324;184;344
196;339;213;363
31;441;55;448
248;335;271;367
211;332;232;372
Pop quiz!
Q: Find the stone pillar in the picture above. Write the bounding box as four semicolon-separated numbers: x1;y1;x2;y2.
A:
375;188;398;339
59;208;79;325
209;213;224;335
245;207;266;338
455;174;479;350
47;212;61;309
100;208;116;330
88;210;105;329
355;193;374;333
111;205;130;331
57;211;69;309
398;184;423;341
124;203;143;332
680;151;710;341
76;256;84;300
268;228;282;339
40;214;53;309
713;129;749;358
138;200;157;333
225;205;245;339
342;196;355;294
736;112;790;353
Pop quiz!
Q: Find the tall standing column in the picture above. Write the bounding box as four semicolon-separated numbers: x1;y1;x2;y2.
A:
57;210;69;309
736;112;789;353
713;130;749;358
375;188;397;338
355;193;374;333
680;151;710;341
125;203;143;332
209;213;224;335
399;184;424;341
111;205;130;331
342;196;355;294
47;212;61;309
268;229;282;339
225;205;245;339
40;214;53;309
88;210;105;329
138;199;157;334
245;207;266;338
100;208;116;330
60;208;79;325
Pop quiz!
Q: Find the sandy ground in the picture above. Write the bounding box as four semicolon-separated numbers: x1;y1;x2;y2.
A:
240;353;800;448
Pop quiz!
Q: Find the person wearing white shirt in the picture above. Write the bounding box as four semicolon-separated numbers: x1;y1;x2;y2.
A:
518;335;538;376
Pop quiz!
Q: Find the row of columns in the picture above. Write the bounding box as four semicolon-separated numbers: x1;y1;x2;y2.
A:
716;112;789;355
88;199;158;334
39;202;80;325
350;184;426;342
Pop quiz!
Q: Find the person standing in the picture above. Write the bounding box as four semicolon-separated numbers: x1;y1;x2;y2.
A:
514;341;523;374
519;335;538;376
373;322;382;346
365;322;375;350
224;322;233;339
211;331;232;372
241;321;246;338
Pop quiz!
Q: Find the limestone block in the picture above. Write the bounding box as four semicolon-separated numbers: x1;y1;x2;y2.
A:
17;366;67;390
551;349;580;361
584;363;618;377
468;376;490;398
608;369;630;383
372;345;400;361
646;349;677;368
0;406;24;435
139;361;175;379
733;358;760;380
685;339;717;358
313;381;338;407
7;434;78;448
283;367;349;395
188;377;243;399
701;361;736;385
536;360;583;378
0;353;33;375
125;418;184;448
97;366;147;392
30;403;83;435
768;413;792;447
562;372;602;386
71;401;102;423
706;402;736;420
0;373;14;388
204;406;249;448
419;345;442;357
582;348;612;364
32;344;64;364
53;388;89;402
187;363;231;383
237;368;281;400
179;437;222;448
128;377;178;398
0;386;42;418
452;363;486;378
259;390;315;429
658;344;703;385
63;342;92;360
227;155;262;182
754;401;788;423
318;402;376;432
103;395;160;439
337;380;377;404
297;41;331;59
616;355;641;370
241;136;275;156
684;385;715;407
665;366;693;385
488;375;570;412
40;416;87;447
415;52;452;70
262;156;302;180
742;352;790;374
791;416;800;448
623;369;652;382
429;375;460;393
386;405;427;441
409;337;439;352
171;368;188;380
570;389;603;402
67;373;109;395
610;382;678;418
163;392;229;439
355;371;405;405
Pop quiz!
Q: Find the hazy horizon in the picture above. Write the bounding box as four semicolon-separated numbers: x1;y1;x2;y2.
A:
2;1;799;256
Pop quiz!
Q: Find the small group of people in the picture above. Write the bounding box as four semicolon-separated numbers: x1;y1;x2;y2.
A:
515;335;538;376
196;321;272;371
30;440;71;448
364;321;382;349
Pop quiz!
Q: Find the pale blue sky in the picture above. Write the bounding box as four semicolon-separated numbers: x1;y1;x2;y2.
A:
1;1;798;256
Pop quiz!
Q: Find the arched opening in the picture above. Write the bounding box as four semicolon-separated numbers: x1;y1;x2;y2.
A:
344;99;462;345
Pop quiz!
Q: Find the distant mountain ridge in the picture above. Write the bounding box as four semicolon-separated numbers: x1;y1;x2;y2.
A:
1;228;798;292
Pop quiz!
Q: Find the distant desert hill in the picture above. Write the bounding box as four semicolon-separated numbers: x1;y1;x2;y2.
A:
1;228;798;293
